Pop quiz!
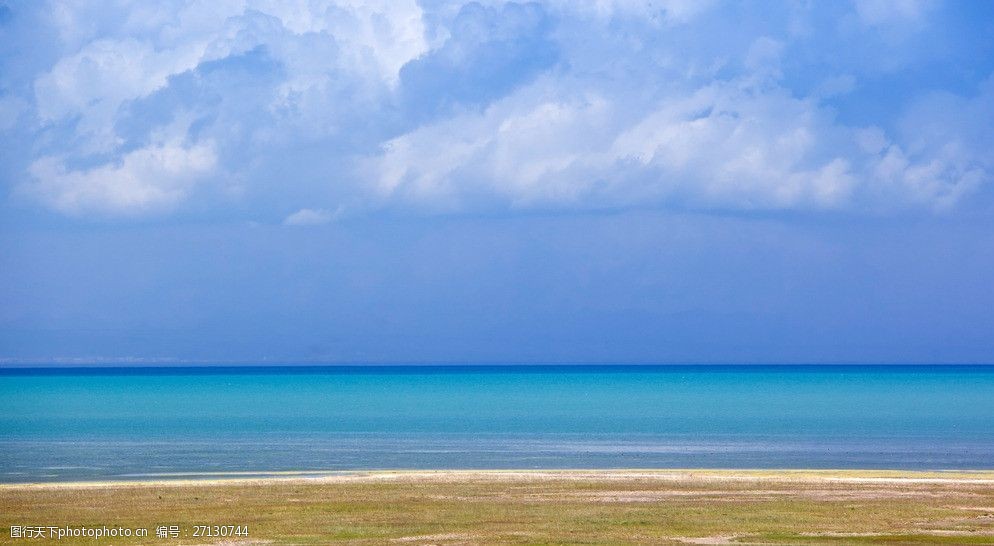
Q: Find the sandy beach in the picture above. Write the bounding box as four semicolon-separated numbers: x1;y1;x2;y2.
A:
4;469;994;544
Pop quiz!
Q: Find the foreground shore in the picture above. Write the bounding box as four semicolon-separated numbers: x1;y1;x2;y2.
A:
3;470;994;544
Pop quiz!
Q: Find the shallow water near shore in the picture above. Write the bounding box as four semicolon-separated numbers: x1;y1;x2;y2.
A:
2;365;993;482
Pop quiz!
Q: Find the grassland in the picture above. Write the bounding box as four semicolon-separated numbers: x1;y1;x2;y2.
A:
3;470;994;545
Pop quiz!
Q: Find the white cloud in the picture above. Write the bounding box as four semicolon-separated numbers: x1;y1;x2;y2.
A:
374;78;862;212
866;144;982;210
283;208;335;225
5;1;990;219
34;37;206;152
35;39;195;121
608;84;859;209
373;84;617;210
25;0;429;214
27;142;217;215
372;53;993;214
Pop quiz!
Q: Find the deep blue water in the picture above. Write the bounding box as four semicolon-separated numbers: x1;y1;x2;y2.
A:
1;365;993;482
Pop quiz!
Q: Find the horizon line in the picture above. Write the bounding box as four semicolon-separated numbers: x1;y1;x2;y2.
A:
3;363;994;375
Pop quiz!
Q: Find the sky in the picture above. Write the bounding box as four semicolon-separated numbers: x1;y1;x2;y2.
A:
1;0;993;364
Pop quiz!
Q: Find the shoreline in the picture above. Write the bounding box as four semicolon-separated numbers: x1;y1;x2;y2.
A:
5;468;994;544
6;468;994;490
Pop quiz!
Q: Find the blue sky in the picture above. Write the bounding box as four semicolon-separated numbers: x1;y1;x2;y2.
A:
1;0;993;364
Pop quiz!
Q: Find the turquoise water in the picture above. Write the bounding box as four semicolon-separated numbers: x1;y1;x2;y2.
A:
1;365;993;482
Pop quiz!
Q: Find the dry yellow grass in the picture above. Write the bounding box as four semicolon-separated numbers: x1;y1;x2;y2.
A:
3;470;994;545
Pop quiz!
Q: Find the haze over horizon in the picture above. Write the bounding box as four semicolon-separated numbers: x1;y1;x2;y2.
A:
2;0;994;364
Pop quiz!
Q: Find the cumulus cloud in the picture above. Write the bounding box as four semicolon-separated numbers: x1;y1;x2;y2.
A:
3;0;991;219
27;141;216;215
373;36;993;213
374;79;860;212
16;0;428;216
398;2;557;123
34;37;206;152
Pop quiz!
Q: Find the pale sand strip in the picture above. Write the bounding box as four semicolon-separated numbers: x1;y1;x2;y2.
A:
4;469;994;490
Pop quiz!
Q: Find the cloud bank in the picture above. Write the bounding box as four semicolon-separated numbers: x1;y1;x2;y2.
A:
2;0;991;219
